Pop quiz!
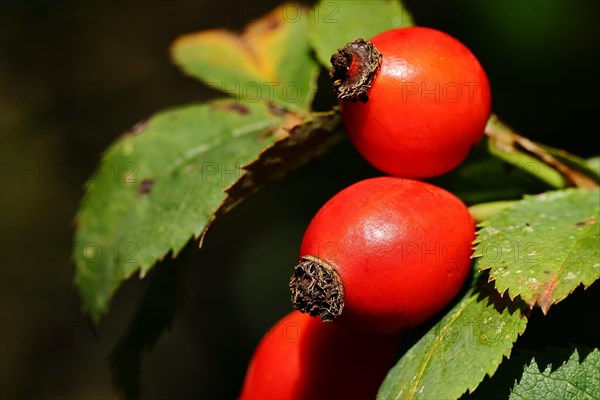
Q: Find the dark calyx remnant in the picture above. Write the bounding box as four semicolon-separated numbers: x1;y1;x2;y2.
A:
289;256;344;321
329;38;382;103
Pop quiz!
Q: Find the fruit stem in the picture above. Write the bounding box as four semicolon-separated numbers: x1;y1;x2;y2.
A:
485;114;599;189
289;255;344;321
329;38;382;103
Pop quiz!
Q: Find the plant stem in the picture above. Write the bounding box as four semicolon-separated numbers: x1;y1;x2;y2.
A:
484;114;598;189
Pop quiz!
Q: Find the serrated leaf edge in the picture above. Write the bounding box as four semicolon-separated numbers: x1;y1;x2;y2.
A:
395;291;528;400
473;189;600;313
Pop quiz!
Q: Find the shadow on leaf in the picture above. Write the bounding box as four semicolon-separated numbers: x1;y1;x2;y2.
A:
108;240;197;399
474;272;530;317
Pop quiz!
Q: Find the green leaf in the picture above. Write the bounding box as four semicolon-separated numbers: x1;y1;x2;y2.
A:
74;100;341;322
171;4;319;112
308;0;413;68
377;274;528;400
509;347;599;399
475;189;600;313
469;346;599;400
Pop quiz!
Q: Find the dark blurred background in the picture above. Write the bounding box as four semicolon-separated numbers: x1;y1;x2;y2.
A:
1;0;599;398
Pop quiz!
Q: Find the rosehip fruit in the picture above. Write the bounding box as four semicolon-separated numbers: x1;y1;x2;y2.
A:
290;177;475;334
239;311;398;400
330;27;491;178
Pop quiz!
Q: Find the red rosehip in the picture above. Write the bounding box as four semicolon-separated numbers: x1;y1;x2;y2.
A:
239;311;399;400
290;177;475;334
330;27;491;178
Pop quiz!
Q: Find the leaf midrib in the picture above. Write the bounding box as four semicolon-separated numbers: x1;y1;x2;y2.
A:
163;119;279;176
402;291;477;400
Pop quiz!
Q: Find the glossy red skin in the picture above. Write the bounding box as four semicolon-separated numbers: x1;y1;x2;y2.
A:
300;177;475;334
341;27;491;178
239;311;399;400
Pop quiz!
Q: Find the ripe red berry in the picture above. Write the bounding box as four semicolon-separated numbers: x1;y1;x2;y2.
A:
239;310;398;400
290;177;475;334
330;27;491;178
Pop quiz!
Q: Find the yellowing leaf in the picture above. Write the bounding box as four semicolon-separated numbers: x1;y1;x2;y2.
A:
172;3;318;111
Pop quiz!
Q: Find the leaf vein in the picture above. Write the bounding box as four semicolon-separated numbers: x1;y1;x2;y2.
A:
404;292;477;399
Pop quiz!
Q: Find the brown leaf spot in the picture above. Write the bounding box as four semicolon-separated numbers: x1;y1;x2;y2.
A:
217;103;251;115
138;178;155;194
266;19;280;30
575;219;596;227
288;125;301;136
267;101;286;116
